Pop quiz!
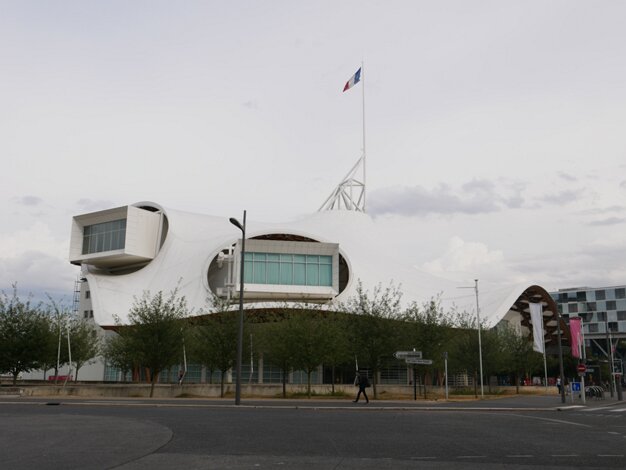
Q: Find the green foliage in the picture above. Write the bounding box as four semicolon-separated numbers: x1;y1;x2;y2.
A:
0;287;52;384
402;297;452;364
115;289;189;397
190;294;241;397
103;332;136;382
68;318;101;381
343;281;403;398
285;306;333;398
256;310;298;398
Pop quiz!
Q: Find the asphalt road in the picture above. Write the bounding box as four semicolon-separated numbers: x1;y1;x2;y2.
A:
1;395;625;469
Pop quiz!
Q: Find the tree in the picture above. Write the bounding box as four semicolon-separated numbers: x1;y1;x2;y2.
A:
0;287;52;384
191;295;240;397
497;324;543;391
103;332;137;382
116;289;189;397
402;297;453;397
68;318;100;382
343;281;403;399
258;314;297;398
321;313;352;394
287;307;332;398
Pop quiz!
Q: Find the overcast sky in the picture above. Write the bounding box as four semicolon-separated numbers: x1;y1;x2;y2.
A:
2;1;626;305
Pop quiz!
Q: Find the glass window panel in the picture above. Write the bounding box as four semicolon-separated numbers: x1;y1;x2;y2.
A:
244;261;253;283
293;263;306;285
306;255;319;263
267;253;280;261
253;253;266;261
596;290;606;300
616;288;626;299
82;219;127;254
267;262;280;284
280;263;292;285
607;301;617;310
319;264;332;286
306;264;318;286
280;254;292;262
293;255;306;262
96;234;105;252
320;256;332;264
253;261;266;283
104;232;112;251
244;252;253;261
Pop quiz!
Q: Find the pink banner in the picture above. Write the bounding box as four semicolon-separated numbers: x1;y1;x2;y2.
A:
569;317;582;359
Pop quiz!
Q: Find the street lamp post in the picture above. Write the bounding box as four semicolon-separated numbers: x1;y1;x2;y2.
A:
229;210;246;406
459;279;484;399
556;310;566;403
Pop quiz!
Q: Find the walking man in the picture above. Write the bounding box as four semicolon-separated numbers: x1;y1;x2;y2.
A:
353;371;370;404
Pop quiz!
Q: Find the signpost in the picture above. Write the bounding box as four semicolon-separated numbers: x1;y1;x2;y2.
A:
395;351;432;400
406;358;433;365
577;364;587;373
394;351;422;360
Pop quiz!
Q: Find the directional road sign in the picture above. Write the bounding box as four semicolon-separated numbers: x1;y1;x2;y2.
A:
394;351;422;360
406;358;433;365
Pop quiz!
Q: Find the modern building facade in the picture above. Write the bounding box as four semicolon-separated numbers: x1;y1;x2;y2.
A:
65;200;569;382
551;286;625;376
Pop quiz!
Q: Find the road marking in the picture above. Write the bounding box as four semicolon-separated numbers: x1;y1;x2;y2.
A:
551;454;578;457
608;431;621;435
507;454;533;458
610;408;626;412
598;454;624;457
410;457;436;460
509;413;593;428
557;405;585;410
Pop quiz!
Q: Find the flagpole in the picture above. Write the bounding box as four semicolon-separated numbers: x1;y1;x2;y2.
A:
361;60;366;212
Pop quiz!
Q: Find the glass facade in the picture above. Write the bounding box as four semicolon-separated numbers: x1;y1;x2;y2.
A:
82;219;126;254
243;252;332;287
551;285;626;336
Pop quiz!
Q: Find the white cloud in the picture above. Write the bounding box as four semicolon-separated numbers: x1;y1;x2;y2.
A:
0;223;77;296
422;236;505;281
369;179;526;217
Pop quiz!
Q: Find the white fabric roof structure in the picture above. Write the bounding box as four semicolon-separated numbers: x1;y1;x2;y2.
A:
74;201;563;348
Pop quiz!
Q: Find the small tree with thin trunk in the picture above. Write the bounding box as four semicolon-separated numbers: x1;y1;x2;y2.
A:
117;289;189;397
103;332;137;382
68;318;101;382
191;295;240;397
343;281;403;399
0;286;51;384
288;306;332;398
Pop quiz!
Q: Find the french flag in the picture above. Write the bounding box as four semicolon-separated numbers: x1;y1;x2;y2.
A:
342;67;362;92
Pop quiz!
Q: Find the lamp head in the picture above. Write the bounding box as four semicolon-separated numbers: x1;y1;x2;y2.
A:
229;217;244;232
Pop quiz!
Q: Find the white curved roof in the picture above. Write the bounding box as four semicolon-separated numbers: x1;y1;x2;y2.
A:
84;203;546;327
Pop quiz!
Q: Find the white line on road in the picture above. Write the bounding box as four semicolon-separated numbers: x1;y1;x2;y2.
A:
598;454;624;457
551;454;579;457
509;413;593;428
410;457;436;460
